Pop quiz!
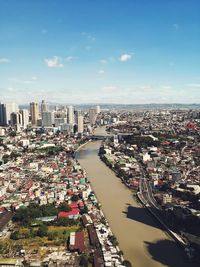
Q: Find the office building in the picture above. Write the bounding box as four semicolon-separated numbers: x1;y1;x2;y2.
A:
54;118;66;127
42;111;54;127
0;103;6;126
41;100;48;113
10;112;23;132
20;109;29;128
0;102;18;126
67;105;74;125
30;102;39;126
89;108;96;125
61;123;74;134
10;112;22;126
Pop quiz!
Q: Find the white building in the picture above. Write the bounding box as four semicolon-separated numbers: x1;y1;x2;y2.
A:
20;109;29;128
96;105;100;114
0;128;5;136
67;105;74;125
77;115;84;133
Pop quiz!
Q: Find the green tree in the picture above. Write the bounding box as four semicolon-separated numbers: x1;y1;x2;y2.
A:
123;260;132;267
71;194;79;202
79;255;88;267
37;224;48;237
58;202;72;212
10;230;20;240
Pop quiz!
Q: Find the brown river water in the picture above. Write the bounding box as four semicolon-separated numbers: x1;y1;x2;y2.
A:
76;128;198;267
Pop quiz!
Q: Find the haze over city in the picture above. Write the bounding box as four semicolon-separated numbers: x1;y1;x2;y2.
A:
0;0;200;104
0;1;200;267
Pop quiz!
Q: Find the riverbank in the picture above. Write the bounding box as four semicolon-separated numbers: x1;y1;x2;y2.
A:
76;138;198;267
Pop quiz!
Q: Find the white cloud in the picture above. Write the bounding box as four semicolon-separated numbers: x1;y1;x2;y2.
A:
119;53;132;62
31;76;38;81
98;70;105;75
81;32;96;42
87;35;96;42
100;59;108;64
173;23;179;31
45;56;63;68
0;58;10;63
65;56;77;62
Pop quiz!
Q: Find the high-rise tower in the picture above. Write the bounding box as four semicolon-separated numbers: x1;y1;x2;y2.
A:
30;102;39;126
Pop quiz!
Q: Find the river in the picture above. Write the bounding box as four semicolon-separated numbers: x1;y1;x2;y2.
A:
76;127;198;267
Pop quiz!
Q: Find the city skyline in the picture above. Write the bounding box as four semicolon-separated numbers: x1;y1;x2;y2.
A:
0;0;200;104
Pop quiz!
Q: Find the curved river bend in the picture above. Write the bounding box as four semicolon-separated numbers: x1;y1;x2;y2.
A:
76;129;198;267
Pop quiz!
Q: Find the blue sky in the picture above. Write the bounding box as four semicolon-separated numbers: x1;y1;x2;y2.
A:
0;0;200;104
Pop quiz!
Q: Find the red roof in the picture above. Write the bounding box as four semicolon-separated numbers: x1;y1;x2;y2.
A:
186;122;196;130
69;202;78;209
58;208;80;218
67;190;74;195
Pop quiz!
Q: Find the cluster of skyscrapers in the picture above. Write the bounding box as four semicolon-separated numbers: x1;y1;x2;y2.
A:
0;102;29;131
0;100;100;135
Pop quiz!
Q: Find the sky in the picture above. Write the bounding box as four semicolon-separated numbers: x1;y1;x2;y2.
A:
0;0;200;104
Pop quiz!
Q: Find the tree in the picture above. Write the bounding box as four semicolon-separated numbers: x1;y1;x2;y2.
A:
71;194;79;202
48;232;55;241
79;255;88;267
109;235;119;246
123;260;132;267
37;224;48;237
58;202;72;212
10;230;19;240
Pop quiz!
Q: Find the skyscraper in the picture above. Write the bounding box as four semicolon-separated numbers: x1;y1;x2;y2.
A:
67;105;74;125
89;108;97;126
0;102;18;126
20;109;29;128
10;112;22;126
41;100;48;113
10;112;23;132
30;102;39;126
96;105;100;114
77;115;84;133
42;111;54;127
0;103;6;126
